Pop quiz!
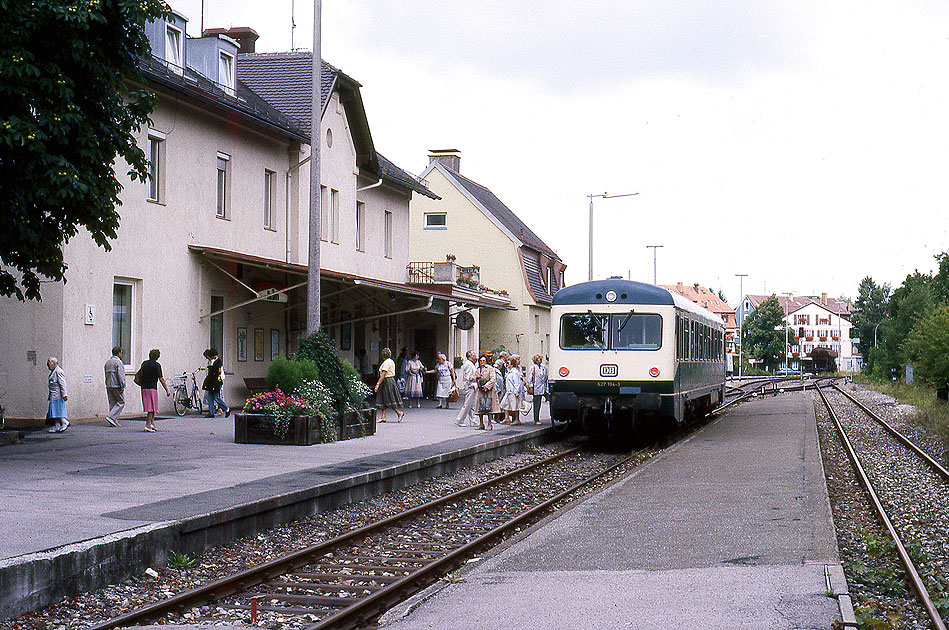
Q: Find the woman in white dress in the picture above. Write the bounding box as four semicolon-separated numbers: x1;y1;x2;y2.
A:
428;353;457;409
405;352;425;408
500;355;524;425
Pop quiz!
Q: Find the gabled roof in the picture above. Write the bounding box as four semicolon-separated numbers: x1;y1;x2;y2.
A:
745;294;852;317
137;55;308;144
661;283;734;316
423;162;560;260
236;52;436;199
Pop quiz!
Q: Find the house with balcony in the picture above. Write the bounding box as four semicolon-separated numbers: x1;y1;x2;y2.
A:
409;150;567;361
737;293;857;372
0;10;499;421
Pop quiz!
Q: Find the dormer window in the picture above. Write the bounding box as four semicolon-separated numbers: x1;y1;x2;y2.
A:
165;24;183;74
218;50;235;96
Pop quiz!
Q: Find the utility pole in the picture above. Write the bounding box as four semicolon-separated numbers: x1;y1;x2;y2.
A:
735;273;747;378
646;245;663;284
587;191;637;282
306;0;322;335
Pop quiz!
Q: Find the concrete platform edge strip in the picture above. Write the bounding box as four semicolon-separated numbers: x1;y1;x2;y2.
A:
0;429;549;621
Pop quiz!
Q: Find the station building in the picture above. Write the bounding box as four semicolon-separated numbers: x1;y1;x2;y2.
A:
0;11;509;422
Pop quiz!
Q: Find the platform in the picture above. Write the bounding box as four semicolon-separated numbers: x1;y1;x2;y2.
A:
0;402;550;619
381;393;848;629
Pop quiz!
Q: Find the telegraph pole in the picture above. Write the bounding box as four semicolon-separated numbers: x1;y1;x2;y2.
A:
646;245;663;284
735;273;747;378
306;0;322;335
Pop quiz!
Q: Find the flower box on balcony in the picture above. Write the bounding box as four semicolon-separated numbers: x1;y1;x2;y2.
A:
805;336;814;341
819;336;827;341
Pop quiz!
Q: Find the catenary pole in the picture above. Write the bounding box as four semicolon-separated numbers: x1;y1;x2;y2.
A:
736;273;747;378
306;0;322;335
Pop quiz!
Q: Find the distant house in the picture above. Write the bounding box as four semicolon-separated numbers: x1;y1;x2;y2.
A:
738;293;857;372
661;283;737;356
410;150;566;360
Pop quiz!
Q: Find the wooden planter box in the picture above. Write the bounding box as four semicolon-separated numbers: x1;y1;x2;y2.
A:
234;409;376;445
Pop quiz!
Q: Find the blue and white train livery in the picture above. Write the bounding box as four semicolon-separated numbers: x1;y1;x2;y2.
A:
549;278;725;435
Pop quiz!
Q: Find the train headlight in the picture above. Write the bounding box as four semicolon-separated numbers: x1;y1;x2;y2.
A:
559;366;570;377
649;367;660;377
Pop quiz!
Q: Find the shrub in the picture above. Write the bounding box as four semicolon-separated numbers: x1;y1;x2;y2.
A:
904;304;949;388
344;371;372;410
295;332;350;409
242;388;310;438
266;356;320;394
296;379;336;419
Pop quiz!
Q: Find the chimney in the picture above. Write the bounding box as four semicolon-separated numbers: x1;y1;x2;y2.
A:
677;282;684;292
821;292;827;305
203;26;259;53
428;149;461;173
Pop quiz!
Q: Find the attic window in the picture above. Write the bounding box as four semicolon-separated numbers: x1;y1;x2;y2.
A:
424;213;447;229
219;50;235;96
165;24;183;74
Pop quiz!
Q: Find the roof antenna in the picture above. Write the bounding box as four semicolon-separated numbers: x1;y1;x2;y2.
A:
290;0;296;50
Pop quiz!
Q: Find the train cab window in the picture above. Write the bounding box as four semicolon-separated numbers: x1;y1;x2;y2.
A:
560;313;608;349
611;313;662;350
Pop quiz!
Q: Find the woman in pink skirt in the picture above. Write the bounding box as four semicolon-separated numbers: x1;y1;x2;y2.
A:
137;348;170;432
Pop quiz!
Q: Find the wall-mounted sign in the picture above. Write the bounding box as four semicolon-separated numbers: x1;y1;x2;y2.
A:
85;304;95;325
259;287;288;303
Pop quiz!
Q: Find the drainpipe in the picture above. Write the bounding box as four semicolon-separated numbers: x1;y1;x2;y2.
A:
356;177;383;193
286;154;311;262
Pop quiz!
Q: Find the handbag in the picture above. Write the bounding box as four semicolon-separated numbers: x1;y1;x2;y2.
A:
397;377;406;394
478;394;493;413
133;369;142;386
447;387;459;403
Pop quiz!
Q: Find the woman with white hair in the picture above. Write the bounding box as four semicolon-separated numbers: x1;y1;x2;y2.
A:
427;353;456;409
46;357;69;433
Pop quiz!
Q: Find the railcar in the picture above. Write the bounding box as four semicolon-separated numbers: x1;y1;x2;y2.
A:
548;278;726;435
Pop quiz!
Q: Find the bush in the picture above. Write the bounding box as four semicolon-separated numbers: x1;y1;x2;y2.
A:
295;332;351;409
296;379;336;419
266;356;320;394
344;371;372;409
904;304;949;388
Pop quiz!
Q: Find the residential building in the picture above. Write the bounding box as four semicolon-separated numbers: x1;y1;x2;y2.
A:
737;293;857;372
410;150;566;360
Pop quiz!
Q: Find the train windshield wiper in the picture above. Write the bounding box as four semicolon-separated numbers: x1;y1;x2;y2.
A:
618;309;636;332
586;310;608;349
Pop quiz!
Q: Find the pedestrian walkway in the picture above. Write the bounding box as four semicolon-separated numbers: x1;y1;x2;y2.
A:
381;393;847;629
0;400;550;619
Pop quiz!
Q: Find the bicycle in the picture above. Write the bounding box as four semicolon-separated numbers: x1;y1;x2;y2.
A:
171;368;205;416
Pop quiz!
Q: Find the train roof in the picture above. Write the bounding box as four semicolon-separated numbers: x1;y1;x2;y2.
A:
552;279;722;325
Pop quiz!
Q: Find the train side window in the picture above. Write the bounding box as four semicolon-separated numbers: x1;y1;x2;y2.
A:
560;313;609;350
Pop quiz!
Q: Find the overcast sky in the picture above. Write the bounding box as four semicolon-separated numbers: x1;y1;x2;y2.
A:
174;1;949;305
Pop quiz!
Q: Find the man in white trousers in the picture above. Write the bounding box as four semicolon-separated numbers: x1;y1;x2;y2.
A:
455;350;478;427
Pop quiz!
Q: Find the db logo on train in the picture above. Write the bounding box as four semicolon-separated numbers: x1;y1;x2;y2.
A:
600;364;619;377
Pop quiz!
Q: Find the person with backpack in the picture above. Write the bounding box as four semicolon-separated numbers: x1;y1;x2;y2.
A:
202;348;230;418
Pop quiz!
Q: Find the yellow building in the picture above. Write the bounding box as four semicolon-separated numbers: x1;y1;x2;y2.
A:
411;150;566;359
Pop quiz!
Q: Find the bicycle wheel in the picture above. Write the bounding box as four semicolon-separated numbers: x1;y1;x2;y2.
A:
173;387;188;416
192;390;203;415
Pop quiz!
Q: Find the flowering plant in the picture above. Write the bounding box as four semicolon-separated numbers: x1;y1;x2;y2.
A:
242;388;311;438
446;253;456;261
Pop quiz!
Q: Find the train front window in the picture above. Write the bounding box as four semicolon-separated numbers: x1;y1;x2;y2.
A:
560;313;609;349
611;313;662;350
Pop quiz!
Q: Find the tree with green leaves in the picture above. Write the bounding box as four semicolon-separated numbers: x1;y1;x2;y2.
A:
851;276;890;361
742;295;794;372
904;303;949;388
0;0;168;300
872;271;933;378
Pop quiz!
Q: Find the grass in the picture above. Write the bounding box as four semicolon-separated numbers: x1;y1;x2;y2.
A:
853;375;949;444
167;550;197;569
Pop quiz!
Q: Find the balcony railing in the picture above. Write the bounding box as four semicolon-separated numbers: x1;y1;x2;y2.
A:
407;261;481;287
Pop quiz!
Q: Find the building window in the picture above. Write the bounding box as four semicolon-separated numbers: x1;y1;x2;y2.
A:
218;50;235;96
320;185;328;241
216;153;230;218
165;24;183;73
146;131;165;202
263;170;275;229
112;281;133;365
210;295;224;355
384;210;393;258
424;212;447;229
355;201;365;251
330;189;340;243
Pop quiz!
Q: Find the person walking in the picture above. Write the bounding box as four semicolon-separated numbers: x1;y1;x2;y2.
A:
46;357;69;433
500;355;524;424
356;349;374;387
474;355;500;430
429;353;456;409
138;348;170;433
405;351;425;408
526;354;549;425
455;351;478;427
374;347;405;422
103;346;125;427
202;348;229;418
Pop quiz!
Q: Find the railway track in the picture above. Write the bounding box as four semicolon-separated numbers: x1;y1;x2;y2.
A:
87;446;642;630
816;384;949;630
